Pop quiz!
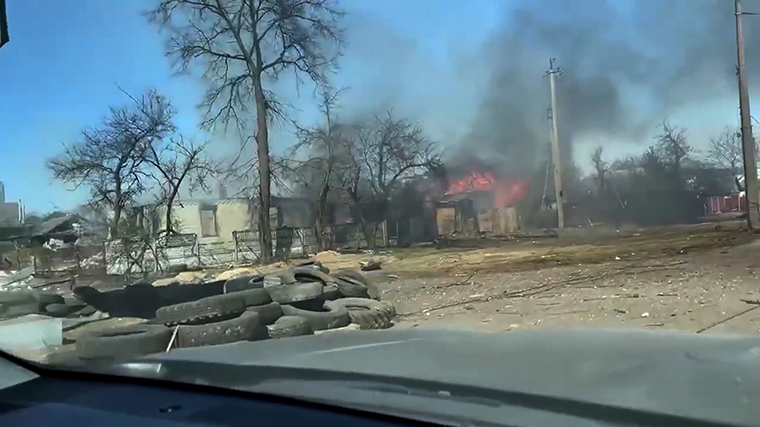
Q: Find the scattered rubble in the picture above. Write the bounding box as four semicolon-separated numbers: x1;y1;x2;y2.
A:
215;266;262;281
360;260;382;271
313;250;341;263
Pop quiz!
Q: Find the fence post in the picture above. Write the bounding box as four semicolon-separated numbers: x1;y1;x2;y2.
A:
153;239;159;272
195;236;201;267
13;240;20;269
233;232;239;264
75;243;81;273
102;242;108;274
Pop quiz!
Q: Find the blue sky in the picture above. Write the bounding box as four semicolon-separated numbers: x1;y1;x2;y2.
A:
0;0;507;213
0;0;746;213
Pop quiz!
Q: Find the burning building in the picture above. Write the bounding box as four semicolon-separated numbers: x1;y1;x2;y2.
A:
436;168;528;237
387;161;531;245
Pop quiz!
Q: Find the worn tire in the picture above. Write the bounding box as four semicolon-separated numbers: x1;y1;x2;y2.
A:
326;298;394;330
36;292;66;305
293;258;320;267
223;274;265;293
63;296;87;308
336;270;369;285
281;301;351;331
44;303;73;317
0;291;61;318
76;324;172;360
0;290;63;307
263;270;298;287
265;281;323;304
334;274;370;298
289;284;342;311
267;315;313;339
226;288;271;307
335;271;380;300
175;311;264;348
292;267;337;285
0;302;40;319
154;293;247;326
322;284;342;301
366;284;381;300
245;302;283;325
72;305;98;317
0;292;36;306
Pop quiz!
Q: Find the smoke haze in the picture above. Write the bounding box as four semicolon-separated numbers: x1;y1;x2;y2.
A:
330;0;760;178
458;0;760;175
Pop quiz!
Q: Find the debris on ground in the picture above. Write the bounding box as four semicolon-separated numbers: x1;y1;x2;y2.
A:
314;250;341;263
360;260;382;271
151;277;180;287
215;267;262;281
174;271;208;283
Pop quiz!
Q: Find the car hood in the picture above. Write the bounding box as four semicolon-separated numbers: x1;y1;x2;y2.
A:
127;327;760;424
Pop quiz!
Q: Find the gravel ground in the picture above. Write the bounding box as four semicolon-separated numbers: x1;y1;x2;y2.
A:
372;237;760;335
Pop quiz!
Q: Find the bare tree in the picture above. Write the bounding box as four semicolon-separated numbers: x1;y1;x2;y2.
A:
147;0;344;261
286;88;347;250
708;126;743;174
47;90;176;238
341;112;440;247
654;120;691;182
590;146;607;196
144;136;217;234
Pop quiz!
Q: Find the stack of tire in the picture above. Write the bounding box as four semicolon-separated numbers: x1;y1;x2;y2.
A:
0;290;99;320
67;265;395;364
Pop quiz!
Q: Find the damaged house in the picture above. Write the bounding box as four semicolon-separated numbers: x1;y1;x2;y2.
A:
436;170;527;237
111;196;317;273
129;197;314;243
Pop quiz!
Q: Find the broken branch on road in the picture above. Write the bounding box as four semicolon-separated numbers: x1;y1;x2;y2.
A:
433;272;477;290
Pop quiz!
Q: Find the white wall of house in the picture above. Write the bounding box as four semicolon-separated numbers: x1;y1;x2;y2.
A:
157;199;253;243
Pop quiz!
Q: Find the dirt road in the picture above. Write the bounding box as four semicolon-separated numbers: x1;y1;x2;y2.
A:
361;222;760;335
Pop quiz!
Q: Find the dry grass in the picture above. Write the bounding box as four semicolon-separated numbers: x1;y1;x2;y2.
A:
192;223;755;281
340;224;755;278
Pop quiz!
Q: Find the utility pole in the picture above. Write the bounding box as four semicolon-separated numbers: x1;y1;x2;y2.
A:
736;0;760;229
545;58;565;231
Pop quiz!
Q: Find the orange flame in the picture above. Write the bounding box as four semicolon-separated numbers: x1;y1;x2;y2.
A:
445;171;527;209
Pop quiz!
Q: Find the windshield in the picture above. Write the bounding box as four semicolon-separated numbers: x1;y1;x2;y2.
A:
1;0;759;402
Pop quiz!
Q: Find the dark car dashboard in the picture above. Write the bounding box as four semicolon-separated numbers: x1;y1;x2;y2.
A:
0;351;745;427
0;358;431;427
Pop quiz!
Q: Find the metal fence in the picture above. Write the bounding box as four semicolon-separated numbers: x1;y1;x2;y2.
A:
156;233;199;270
105;227;318;275
2;242;106;276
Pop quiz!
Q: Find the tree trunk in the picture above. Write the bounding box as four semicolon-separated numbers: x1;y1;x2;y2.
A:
362;222;377;249
110;204;122;239
315;183;329;251
253;76;273;261
314;215;326;251
165;196;175;234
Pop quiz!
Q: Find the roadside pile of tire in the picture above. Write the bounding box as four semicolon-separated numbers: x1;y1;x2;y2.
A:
0;290;100;320
64;264;395;364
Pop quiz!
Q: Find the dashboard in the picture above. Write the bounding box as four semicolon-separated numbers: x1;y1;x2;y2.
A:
0;362;431;427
